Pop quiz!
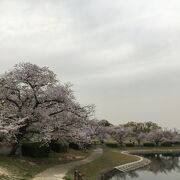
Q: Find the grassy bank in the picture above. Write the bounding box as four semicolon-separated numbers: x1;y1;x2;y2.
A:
67;146;180;180
123;145;180;151
123;146;180;155
67;148;139;180
0;149;89;180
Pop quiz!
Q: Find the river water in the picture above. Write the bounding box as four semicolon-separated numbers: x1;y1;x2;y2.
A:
106;154;180;180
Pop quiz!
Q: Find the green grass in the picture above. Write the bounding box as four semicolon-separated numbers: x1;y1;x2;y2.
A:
123;145;180;150
0;149;90;180
123;145;180;155
67;148;139;180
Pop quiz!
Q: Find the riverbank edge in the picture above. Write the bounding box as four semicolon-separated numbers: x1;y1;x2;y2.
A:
126;148;180;155
114;151;151;173
114;148;180;173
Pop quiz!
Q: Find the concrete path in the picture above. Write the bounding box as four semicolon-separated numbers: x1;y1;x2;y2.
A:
33;148;103;180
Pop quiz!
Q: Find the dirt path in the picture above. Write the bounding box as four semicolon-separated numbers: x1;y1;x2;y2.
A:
33;148;103;180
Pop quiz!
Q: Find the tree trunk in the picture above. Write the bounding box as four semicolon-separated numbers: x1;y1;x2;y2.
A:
155;141;159;146
138;140;141;146
9;125;27;156
119;140;123;147
9;143;20;156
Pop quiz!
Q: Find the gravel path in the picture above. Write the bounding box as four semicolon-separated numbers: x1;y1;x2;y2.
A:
33;148;103;180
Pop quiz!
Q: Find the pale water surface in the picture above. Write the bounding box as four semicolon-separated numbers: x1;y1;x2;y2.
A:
107;154;180;180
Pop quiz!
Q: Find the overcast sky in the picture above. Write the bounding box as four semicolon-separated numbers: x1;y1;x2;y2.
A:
0;0;180;128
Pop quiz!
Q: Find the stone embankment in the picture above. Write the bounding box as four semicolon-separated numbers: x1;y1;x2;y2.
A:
114;151;151;173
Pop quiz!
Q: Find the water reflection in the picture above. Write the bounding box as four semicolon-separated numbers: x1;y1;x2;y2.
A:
103;154;180;180
143;154;180;174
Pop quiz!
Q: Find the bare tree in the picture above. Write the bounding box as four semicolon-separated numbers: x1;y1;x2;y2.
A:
124;121;161;133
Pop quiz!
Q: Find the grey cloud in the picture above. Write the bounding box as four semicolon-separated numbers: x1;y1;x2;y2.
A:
0;0;180;128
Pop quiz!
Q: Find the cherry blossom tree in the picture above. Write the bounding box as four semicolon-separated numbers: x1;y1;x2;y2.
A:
147;129;164;146
87;119;112;144
123;121;162;146
171;129;180;144
111;126;132;147
0;63;94;155
134;132;146;146
162;129;176;142
147;128;178;146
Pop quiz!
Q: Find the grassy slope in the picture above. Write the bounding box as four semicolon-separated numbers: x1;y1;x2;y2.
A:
0;149;89;180
68;147;139;180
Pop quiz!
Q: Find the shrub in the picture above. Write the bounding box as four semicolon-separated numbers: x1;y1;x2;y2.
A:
21;142;50;158
51;141;69;153
125;143;135;147
64;175;73;180
105;142;118;148
173;141;180;145
69;143;81;150
84;143;92;149
69;142;92;150
91;140;100;145
161;141;173;147
143;142;155;147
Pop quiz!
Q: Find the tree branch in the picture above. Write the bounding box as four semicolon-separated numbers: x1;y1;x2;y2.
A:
6;97;20;109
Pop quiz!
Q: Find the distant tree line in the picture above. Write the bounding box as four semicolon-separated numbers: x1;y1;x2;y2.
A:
92;120;180;147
